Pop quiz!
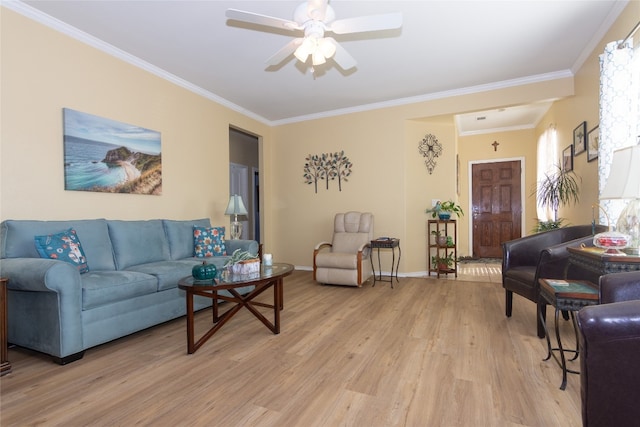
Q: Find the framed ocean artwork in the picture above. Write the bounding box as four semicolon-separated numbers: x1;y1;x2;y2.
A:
63;108;162;195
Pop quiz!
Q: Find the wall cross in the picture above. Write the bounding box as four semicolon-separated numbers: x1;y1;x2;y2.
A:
492;141;499;151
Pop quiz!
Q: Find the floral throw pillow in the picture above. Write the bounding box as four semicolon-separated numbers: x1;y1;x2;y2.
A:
34;228;89;273
193;226;226;257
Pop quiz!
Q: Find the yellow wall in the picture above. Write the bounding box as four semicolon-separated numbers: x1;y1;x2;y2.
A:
1;2;637;275
535;1;640;228
0;8;271;228
271;79;573;273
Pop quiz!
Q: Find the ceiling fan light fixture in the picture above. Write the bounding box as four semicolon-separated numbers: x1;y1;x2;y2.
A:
312;50;326;65
318;37;336;59
294;37;315;62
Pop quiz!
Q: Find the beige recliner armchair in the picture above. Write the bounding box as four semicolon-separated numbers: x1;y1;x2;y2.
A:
313;212;374;287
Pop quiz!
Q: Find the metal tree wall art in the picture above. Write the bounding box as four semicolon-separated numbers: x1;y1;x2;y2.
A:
418;133;443;174
303;151;353;193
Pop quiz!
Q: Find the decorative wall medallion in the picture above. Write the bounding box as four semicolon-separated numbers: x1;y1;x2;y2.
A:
303;150;352;193
418;133;442;174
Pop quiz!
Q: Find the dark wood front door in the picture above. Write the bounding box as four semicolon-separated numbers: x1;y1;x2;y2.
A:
471;161;522;258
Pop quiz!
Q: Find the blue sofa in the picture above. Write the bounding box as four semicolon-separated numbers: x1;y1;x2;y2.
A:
0;218;259;364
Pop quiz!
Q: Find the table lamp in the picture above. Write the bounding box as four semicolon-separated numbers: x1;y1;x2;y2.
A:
224;194;248;240
600;143;640;255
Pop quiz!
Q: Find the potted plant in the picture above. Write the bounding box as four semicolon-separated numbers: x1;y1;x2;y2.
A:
224;249;260;275
430;230;447;246
431;252;455;271
533;165;580;232
426;200;464;220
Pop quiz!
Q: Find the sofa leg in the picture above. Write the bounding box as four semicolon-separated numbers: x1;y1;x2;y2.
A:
505;290;513;317
52;351;85;365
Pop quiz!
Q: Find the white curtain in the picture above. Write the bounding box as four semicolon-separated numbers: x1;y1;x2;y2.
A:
598;38;639;226
536;126;557;221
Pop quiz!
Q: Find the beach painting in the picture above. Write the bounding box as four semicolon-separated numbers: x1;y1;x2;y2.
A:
63;108;162;195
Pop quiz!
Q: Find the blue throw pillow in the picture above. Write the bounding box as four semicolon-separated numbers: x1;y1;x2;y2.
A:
193;226;226;257
34;228;89;273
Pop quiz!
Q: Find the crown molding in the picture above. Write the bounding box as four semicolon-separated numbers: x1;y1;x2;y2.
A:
271;70;573;126
2;0;272;126
2;0;580;128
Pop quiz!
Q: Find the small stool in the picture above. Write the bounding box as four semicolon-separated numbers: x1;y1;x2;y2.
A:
538;278;599;390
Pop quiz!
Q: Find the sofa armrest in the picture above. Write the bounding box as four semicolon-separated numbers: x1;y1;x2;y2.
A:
599;271;640;303
0;258;82;294
0;258;84;359
225;239;259;257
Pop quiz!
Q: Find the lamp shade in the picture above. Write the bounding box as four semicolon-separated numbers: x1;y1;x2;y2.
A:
224;194;248;216
600;145;640;199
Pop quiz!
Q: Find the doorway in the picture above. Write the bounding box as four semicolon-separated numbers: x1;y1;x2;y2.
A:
229;128;259;242
470;159;523;258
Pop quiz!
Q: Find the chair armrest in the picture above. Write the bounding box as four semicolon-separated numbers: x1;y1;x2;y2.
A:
357;242;371;255
599;271;640;303
579;300;640;346
314;241;332;251
535;235;594;280
578;300;640;425
502;231;561;271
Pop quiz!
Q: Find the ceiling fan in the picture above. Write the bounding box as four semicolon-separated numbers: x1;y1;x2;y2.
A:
225;0;402;70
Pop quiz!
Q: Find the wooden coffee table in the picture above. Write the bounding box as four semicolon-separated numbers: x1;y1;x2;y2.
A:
178;263;294;354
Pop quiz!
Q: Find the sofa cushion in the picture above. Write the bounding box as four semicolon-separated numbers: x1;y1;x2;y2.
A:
163;219;211;260
1;219;116;271
107;220;170;270
34;228;89;273
126;261;195;291
193;226;226;257
81;271;158;310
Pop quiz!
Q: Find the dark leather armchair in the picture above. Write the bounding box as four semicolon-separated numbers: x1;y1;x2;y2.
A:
501;224;606;338
578;271;640;427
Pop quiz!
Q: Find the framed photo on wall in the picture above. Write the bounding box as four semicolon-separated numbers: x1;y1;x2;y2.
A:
573;121;587;155
587;125;599;162
563;145;574;171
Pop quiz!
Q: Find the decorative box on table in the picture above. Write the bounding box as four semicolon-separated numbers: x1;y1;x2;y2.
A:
230;258;261;275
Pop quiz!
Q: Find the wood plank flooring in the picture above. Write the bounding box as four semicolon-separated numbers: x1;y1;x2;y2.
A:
0;270;582;426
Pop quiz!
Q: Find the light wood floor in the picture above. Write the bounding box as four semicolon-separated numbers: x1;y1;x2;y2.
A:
1;269;582;426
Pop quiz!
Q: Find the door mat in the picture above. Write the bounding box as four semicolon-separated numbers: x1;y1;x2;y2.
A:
458;257;501;264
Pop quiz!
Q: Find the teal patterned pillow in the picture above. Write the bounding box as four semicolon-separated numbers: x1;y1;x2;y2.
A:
34;228;89;273
193;226;226;257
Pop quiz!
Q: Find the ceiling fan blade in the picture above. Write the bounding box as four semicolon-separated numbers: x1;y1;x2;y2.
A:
226;9;301;31
265;38;304;66
328;38;357;70
330;12;402;34
307;0;329;21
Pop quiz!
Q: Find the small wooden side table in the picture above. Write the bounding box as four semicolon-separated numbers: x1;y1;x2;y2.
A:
539;278;598;390
1;277;11;376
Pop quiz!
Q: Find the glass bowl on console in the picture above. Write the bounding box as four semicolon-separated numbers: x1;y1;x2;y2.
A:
593;231;631;255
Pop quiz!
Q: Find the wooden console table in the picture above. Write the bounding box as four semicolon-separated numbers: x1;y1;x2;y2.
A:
1;278;11;376
566;246;640;284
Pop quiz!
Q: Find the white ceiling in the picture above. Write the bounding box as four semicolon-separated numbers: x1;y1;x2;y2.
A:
7;1;628;133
